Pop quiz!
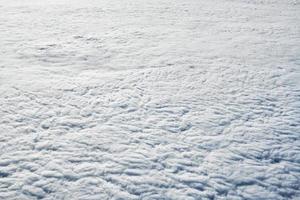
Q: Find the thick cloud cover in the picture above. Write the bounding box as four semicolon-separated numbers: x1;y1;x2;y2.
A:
0;0;299;199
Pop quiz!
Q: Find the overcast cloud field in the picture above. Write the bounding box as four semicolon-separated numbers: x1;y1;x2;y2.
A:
0;0;300;199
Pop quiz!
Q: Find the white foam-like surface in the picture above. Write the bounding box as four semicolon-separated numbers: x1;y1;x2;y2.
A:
0;0;299;199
